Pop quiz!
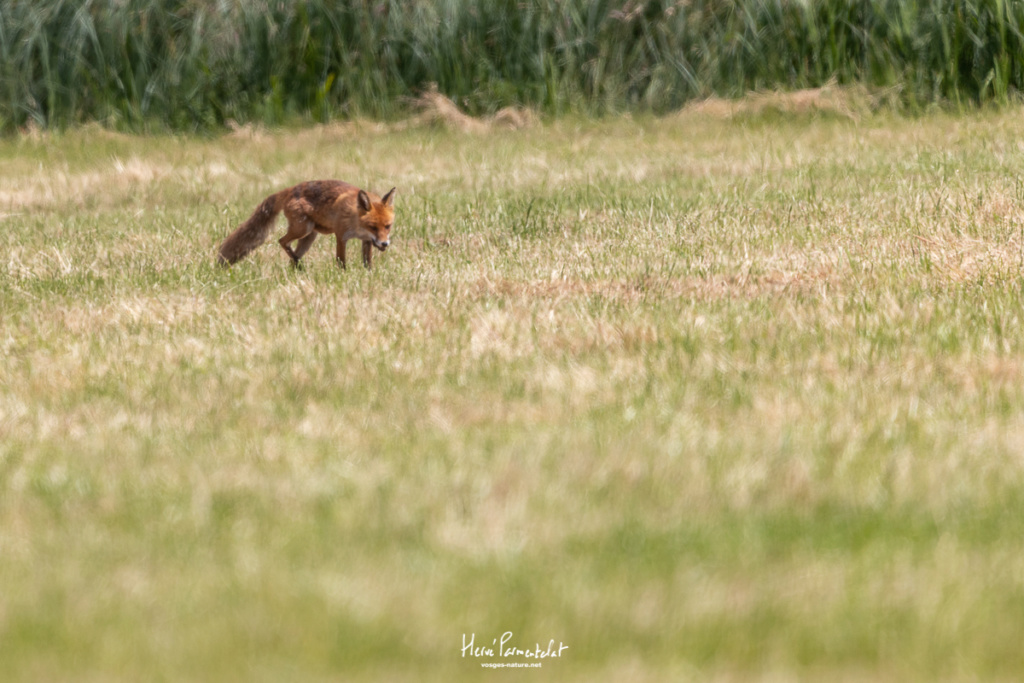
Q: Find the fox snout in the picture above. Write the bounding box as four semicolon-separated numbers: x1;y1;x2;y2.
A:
373;239;390;251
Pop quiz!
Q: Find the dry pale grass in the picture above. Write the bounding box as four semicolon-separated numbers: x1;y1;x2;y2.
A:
683;79;887;120
397;84;539;133
5;110;1024;682
0;158;169;210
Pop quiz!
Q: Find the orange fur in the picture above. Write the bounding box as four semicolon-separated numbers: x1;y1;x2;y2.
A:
218;180;396;269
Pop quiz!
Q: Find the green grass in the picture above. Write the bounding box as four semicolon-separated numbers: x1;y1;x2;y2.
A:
4;109;1024;680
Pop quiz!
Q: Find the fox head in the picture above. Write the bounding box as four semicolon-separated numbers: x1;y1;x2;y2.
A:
357;187;396;251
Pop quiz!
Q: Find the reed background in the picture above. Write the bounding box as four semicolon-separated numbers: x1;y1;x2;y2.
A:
3;0;1024;132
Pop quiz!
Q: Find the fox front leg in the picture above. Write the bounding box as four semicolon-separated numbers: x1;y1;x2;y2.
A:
336;235;347;269
362;241;373;269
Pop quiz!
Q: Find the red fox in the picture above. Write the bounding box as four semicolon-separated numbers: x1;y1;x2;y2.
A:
218;180;395;269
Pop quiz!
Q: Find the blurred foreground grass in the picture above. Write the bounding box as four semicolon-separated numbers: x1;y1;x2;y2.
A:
4;110;1024;680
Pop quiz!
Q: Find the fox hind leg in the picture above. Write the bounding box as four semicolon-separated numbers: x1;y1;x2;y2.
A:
293;232;318;263
280;200;316;265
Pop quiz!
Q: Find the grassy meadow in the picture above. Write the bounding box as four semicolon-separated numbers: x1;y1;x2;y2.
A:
4;107;1024;680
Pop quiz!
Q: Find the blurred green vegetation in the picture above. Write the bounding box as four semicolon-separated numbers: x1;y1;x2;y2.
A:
2;0;1024;132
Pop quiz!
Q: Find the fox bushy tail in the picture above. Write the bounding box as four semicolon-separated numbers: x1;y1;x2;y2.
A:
217;191;283;265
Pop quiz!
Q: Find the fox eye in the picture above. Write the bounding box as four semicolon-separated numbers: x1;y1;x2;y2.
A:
384;223;392;231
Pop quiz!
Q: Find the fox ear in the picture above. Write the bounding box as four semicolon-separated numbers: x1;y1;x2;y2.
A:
357;190;372;213
381;187;396;207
